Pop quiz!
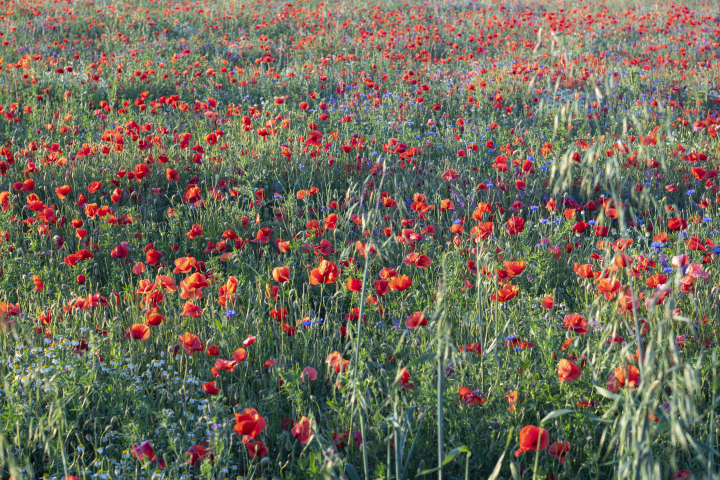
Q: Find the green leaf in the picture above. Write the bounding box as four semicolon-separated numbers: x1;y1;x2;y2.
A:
540;408;575;424
594;385;621;400
487;450;506;480
407;352;437;369
442;445;470;465
345;463;362;480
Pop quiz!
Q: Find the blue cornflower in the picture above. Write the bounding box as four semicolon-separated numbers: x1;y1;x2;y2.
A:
225;310;236;317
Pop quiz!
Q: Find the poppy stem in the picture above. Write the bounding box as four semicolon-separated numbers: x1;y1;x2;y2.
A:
437;336;444;480
351;235;371;480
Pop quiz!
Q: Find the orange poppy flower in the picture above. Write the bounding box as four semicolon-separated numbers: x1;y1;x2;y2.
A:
55;185;72;199
180;273;209;300
173;255;197;274
155;275;177;292
503;261;526;277
597;278;620;294
573;263;595;278
562;314;588;335
326;351;349;373
379;267;399;279
492;284;519;303
645;274;667;288
272;266;290;283
389;274;412;291
506;390;518;412
541;296;554;309
607;365;641;392
178;332;204;354
309;259;339;284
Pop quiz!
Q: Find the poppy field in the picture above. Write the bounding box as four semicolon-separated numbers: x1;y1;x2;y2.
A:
2;0;720;478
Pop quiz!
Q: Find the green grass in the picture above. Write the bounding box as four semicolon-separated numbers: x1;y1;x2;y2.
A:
0;0;719;479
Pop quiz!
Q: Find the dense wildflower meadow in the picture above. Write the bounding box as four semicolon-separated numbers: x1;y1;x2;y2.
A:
1;0;720;478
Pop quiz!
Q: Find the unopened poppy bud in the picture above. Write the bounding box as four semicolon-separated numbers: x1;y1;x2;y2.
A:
418;413;425;422
260;457;270;466
379;368;387;377
113;316;120;322
381;343;389;349
310;395;316;402
285;438;293;451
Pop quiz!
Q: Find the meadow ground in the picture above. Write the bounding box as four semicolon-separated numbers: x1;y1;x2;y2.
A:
0;0;719;479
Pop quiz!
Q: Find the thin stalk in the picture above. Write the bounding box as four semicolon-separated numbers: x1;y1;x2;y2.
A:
437;333;444;480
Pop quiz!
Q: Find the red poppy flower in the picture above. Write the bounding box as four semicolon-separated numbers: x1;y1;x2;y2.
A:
245;440;268;459
273;266;290;283
125;324;150;340
291;416;314;444
405;311;427;329
515;425;549;457
202;381;219;395
186;445;212;467
373;279;389;297
130;440;155;461
507;217;525;235
548;440;570;463
557;359;582;382
111;244;130;258
667;218;687;231
233;408;266;438
346;277;362;292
